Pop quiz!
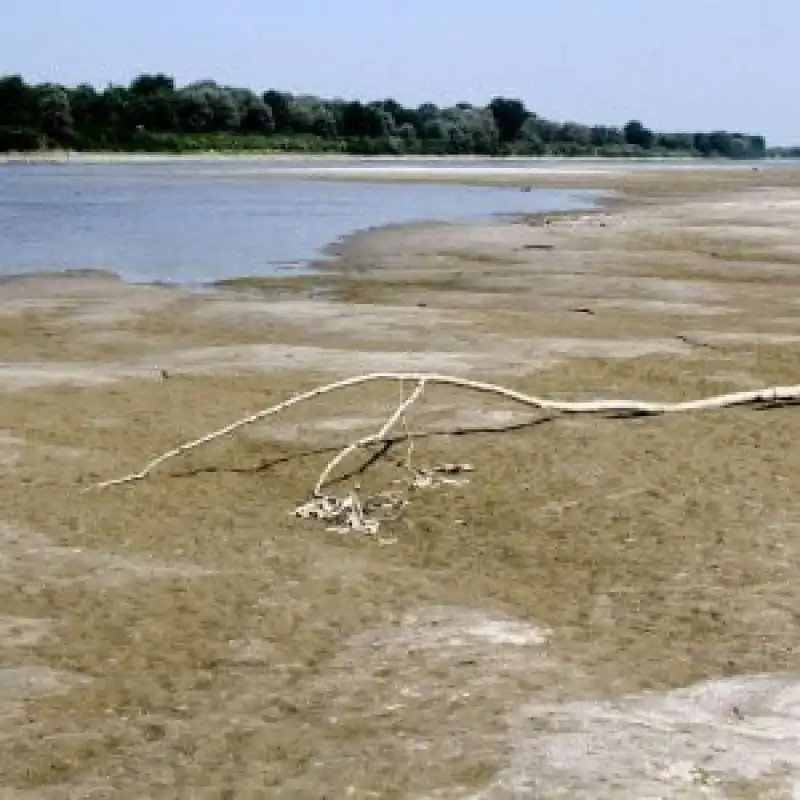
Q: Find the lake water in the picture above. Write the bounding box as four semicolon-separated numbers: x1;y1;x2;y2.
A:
0;161;604;285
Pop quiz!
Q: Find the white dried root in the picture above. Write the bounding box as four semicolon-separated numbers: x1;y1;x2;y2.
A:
405;463;475;490
294;493;382;536
293;462;475;536
294;488;409;535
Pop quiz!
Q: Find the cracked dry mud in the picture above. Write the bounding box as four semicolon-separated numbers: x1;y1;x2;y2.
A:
1;166;800;798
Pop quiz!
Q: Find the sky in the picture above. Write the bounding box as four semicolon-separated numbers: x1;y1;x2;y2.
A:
1;0;797;144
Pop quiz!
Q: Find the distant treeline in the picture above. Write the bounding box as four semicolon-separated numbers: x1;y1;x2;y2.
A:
767;146;800;158
0;73;768;158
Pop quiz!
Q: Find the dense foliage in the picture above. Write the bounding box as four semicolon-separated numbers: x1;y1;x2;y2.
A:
767;146;800;158
0;73;768;158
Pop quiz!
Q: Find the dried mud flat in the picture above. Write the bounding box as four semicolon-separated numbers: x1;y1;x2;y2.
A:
1;167;800;798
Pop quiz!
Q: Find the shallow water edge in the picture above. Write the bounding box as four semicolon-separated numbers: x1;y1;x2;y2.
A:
0;162;607;286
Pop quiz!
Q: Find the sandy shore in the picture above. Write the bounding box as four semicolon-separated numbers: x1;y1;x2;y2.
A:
1;166;800;797
0;149;769;178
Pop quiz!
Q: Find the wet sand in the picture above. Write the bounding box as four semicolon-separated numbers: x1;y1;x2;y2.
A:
1;165;800;797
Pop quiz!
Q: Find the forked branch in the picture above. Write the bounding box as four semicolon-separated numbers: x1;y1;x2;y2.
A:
91;373;800;494
313;379;426;495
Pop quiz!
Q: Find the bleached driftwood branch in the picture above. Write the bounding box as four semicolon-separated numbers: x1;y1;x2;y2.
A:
92;373;800;491
89;373;800;533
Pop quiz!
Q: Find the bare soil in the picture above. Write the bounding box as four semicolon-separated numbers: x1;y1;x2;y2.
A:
1;166;800;798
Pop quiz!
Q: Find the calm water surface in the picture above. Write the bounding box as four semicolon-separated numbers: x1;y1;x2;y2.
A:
0;162;601;285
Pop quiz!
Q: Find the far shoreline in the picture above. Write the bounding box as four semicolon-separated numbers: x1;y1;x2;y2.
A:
0;149;770;168
1;150;782;192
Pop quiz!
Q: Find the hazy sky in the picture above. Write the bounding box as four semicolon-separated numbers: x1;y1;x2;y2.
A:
2;0;796;144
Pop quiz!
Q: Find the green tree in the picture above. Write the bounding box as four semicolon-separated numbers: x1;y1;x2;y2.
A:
127;75;178;132
0;74;37;128
129;74;175;96
288;95;336;137
624;120;654;149
37;84;73;142
178;82;240;132
559;121;592;147
590;125;625;148
239;94;274;134
339;101;384;138
263;90;292;132
488;97;528;142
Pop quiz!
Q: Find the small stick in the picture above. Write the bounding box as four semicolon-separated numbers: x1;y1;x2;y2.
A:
314;380;425;495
